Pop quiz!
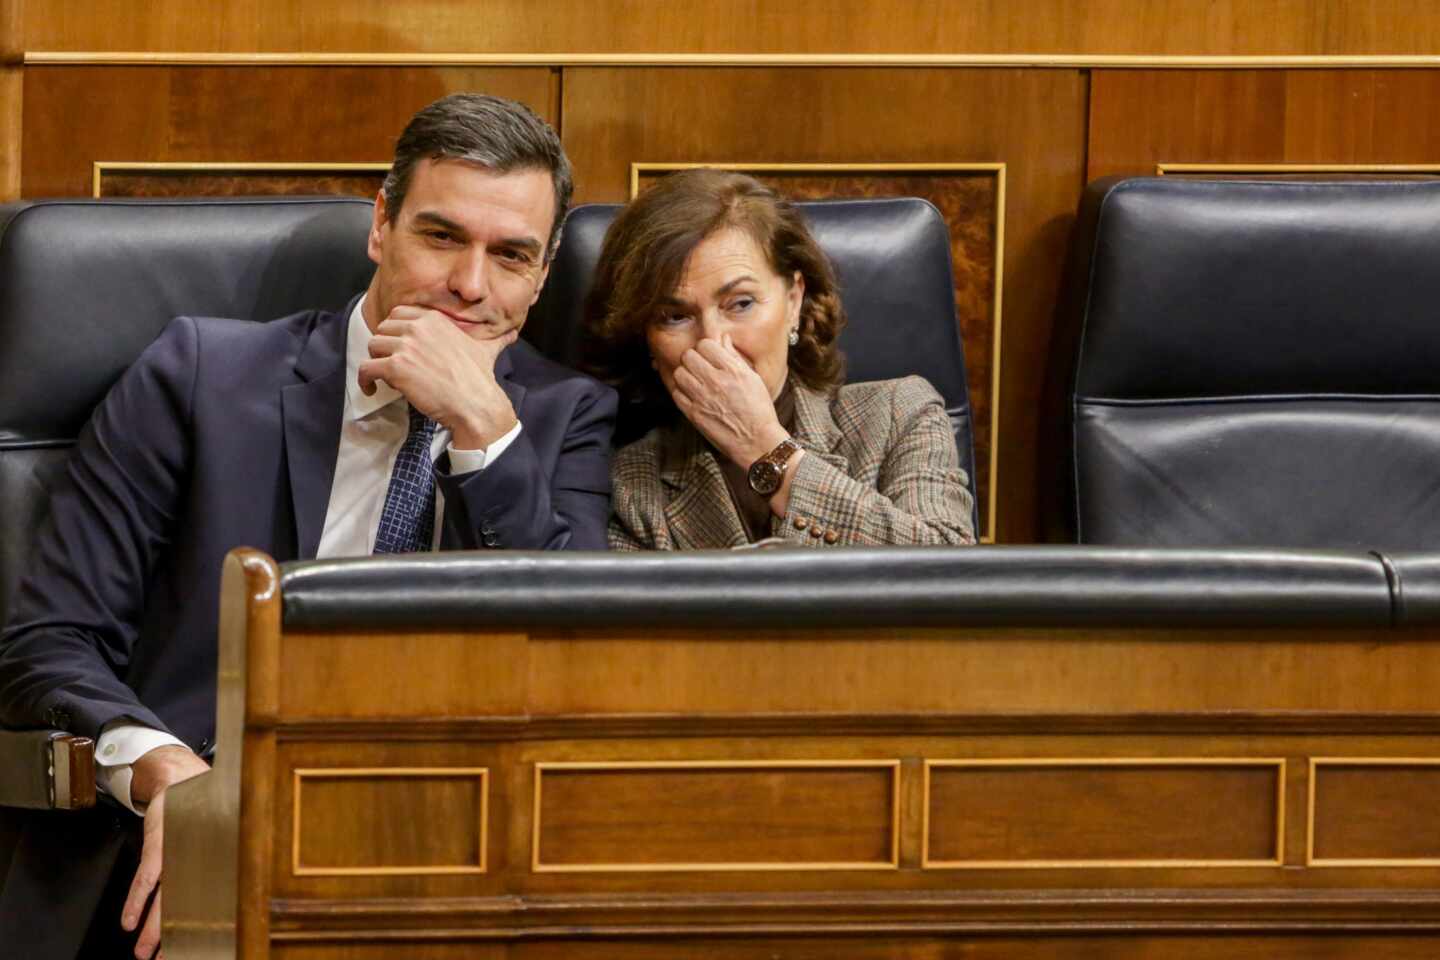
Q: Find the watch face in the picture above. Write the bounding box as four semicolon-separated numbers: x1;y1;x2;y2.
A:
748;459;784;495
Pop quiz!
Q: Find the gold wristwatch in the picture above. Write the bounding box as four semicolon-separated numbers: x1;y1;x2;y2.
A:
747;438;802;496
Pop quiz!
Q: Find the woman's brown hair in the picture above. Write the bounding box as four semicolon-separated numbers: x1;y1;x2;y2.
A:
584;169;846;416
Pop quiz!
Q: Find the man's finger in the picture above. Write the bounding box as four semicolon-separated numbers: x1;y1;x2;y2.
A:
374;316;416;337
357;359;390;396
366;335;403;359
134;887;162;960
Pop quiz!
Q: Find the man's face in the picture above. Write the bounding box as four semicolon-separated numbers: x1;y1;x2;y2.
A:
365;158;555;341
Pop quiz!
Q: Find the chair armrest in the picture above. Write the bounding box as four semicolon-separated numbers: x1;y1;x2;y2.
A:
0;729;96;810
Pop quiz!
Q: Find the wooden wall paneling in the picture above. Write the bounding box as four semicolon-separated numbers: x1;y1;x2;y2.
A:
562;67;1087;543
1088;69;1440;181
19;65;558;197
25;0;1440;58
0;0;20;201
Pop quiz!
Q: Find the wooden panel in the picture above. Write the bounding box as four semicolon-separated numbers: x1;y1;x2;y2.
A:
95;162;387;198
634;163;1002;541
1310;760;1440;865
280;631;529;720
525;627;1440;716
925;759;1283;867
1089;70;1440;180
20;65;557;197
565;67;1085;542
293;768;488;875
534;761;899;871
25;0;1440;57
0;0;20;201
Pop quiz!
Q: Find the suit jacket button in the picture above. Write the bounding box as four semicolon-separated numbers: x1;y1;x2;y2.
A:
793;517;809;530
483;533;500;548
824;530;838;544
47;707;72;729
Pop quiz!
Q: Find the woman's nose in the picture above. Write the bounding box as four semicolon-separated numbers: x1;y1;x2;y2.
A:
698;311;727;341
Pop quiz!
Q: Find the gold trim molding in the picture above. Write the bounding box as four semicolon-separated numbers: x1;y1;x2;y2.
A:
292;767;489;877
532;759;902;873
92;161;391;198
922;757;1287;870
632;161;1005;544
1307;757;1440;868
30;52;1440;68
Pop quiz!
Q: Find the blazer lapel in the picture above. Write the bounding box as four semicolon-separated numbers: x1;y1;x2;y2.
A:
494;344;527;422
281;307;349;559
791;384;851;473
660;424;748;550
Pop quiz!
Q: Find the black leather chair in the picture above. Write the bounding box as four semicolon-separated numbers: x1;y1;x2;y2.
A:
527;198;980;531
0;196;376;817
1068;176;1440;549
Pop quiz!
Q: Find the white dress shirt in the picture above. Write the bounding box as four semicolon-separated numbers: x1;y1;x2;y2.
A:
97;295;521;812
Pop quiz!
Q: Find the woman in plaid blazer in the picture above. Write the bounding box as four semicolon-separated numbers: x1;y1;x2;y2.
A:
585;169;976;550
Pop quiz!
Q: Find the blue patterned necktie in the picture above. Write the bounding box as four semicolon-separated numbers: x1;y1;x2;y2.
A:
373;405;438;554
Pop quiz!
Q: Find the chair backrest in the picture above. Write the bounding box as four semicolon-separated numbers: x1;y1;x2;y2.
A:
0;197;376;622
528;198;978;525
1069;176;1440;549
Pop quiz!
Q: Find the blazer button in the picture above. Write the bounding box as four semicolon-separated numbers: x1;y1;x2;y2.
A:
47;706;72;729
483;533;501;548
793;517;809;530
824;530;839;544
809;525;823;539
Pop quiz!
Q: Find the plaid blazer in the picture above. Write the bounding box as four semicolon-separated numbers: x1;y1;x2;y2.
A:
609;375;976;550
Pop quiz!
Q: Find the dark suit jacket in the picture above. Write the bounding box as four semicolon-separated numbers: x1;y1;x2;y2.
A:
0;300;616;958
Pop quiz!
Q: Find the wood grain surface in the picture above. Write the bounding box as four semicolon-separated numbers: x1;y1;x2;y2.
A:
23;0;1440;57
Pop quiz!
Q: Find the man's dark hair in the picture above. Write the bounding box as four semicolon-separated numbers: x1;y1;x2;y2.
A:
382;93;573;260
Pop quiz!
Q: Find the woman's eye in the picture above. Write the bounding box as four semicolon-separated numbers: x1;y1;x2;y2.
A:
728;297;755;313
654;311;689;327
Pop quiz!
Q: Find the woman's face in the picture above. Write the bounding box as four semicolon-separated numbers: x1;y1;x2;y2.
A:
646;227;804;401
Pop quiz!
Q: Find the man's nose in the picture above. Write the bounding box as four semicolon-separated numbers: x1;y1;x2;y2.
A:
449;248;490;303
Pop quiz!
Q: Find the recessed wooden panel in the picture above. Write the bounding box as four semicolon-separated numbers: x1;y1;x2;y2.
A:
1089;70;1440;181
1310;759;1440;865
21;65;557;197
633;162;1003;542
565;67;1085;542
534;760;900;871
94;162;388;198
924;759;1284;867
293;767;488;876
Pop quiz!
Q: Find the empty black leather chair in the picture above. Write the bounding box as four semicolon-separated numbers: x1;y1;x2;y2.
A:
1069;176;1440;549
527;198;979;532
0;196;375;817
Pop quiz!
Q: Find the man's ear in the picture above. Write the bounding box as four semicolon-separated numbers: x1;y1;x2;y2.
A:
367;189;389;266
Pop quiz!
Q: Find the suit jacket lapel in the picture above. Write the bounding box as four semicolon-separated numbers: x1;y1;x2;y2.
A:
660;423;748;549
281;306;349;559
791;384;851;473
494;344;527;422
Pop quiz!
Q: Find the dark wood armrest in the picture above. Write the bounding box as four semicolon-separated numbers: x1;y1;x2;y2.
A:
0;729;96;810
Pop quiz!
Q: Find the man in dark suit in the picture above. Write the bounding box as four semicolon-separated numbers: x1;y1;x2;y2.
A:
0;93;616;959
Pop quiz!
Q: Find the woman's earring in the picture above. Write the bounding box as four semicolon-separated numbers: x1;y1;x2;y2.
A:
787;327;800;347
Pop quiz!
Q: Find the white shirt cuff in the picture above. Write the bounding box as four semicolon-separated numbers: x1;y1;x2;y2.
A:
447;420;522;474
95;723;187;815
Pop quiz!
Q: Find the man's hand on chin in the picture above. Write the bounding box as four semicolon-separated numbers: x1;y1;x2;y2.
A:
357;305;521;450
122;745;209;960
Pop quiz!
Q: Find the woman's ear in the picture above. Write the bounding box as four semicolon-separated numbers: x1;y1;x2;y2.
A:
788;270;806;325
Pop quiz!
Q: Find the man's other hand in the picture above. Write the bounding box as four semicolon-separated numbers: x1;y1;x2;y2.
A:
121;745;209;960
358;306;520;450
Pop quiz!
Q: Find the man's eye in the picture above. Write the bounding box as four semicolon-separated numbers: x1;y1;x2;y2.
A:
498;248;530;264
426;230;455;243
